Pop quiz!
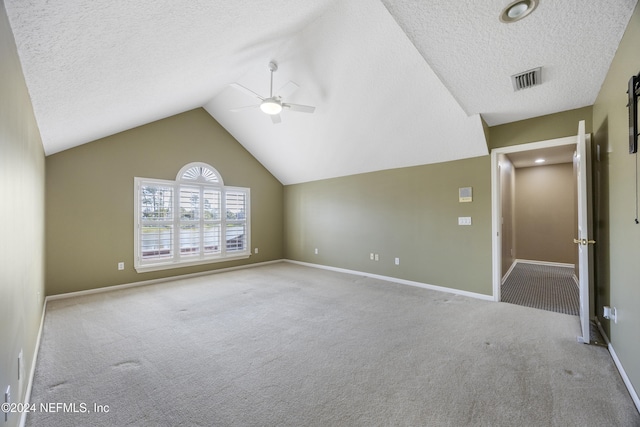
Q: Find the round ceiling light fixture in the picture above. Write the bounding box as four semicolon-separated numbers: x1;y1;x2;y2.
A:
500;0;538;23
260;98;283;115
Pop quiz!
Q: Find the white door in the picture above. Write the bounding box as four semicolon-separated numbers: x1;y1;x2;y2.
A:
575;120;593;344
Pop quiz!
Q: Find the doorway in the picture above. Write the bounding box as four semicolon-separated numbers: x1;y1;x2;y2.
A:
492;123;593;343
495;141;578;315
491;134;590;321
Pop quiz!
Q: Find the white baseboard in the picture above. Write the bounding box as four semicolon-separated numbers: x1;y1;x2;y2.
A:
284;259;494;301
594;318;640;414
514;259;578;288
46;260;284;301
515;259;575;268
501;260;518;284
20;298;47;427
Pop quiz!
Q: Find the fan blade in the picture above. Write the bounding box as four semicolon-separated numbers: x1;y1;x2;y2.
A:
284;103;315;113
230;105;259;112
271;114;282;124
276;81;299;98
229;83;264;101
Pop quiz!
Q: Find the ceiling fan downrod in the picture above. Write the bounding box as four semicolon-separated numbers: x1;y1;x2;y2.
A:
268;61;278;98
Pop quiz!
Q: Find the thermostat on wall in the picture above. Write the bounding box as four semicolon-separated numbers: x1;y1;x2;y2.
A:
459;187;472;203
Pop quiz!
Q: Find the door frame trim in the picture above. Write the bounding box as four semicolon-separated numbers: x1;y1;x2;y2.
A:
490;135;578;301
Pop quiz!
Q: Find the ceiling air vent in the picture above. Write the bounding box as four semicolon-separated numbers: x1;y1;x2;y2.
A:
511;67;542;91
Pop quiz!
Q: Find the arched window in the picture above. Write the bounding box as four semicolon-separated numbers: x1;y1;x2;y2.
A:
134;163;250;272
177;162;222;184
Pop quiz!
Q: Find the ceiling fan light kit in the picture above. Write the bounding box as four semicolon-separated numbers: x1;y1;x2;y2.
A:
229;60;316;124
260;98;283;115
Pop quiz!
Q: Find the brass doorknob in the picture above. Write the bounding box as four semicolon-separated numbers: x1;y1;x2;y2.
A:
573;238;596;245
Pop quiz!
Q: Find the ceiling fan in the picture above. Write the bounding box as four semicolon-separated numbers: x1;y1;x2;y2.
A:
229;61;315;124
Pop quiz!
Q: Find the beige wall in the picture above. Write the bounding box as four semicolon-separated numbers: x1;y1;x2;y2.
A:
0;3;46;426
514;163;576;264
46;108;284;295
284;156;493;296
592;1;640;397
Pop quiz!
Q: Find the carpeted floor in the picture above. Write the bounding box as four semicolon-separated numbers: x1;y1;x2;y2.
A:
501;262;579;316
26;262;639;426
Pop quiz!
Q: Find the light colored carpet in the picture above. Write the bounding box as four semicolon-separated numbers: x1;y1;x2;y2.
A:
27;262;639;426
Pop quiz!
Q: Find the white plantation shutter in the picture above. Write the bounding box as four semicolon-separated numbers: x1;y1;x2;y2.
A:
139;182;174;262
203;188;222;255
179;185;200;257
225;190;247;252
134;163;250;272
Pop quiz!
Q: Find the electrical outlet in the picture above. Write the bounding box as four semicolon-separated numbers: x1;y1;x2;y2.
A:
117;262;124;270
370;253;374;260
395;257;400;265
603;306;618;323
314;248;318;255
254;248;259;254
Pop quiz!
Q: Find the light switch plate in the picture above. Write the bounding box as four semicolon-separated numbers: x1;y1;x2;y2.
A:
458;217;472;225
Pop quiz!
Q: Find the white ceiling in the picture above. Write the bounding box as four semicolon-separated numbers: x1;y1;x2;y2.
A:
5;0;637;184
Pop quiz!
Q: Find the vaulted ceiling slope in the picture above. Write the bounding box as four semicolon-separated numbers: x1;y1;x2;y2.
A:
5;0;637;184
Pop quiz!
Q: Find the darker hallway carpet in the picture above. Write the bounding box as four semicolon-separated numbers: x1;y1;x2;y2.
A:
501;262;579;316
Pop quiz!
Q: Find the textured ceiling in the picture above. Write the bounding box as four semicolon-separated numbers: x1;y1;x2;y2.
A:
382;0;638;126
4;0;637;184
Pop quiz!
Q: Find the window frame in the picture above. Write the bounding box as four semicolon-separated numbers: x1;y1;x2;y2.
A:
134;163;251;273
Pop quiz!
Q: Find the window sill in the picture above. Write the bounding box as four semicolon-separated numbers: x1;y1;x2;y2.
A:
134;253;251;273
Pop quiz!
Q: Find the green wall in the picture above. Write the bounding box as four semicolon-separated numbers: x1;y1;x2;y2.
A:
0;2;46;426
489;106;592;149
284;156;493;296
592;1;640;399
281;106;592;298
46;108;284;295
